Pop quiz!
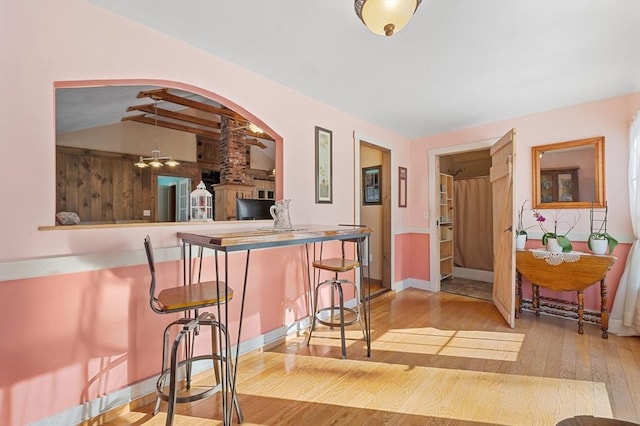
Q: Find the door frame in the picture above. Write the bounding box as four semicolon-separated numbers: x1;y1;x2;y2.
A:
354;132;393;291
428;138;498;292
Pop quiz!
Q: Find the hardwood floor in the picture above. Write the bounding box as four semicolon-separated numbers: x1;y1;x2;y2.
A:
95;289;640;426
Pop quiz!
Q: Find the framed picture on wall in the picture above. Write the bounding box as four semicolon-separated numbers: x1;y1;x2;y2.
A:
398;166;407;208
362;165;382;205
315;126;333;203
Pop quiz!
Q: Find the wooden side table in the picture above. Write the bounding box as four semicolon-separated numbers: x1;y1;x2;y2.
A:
515;249;616;338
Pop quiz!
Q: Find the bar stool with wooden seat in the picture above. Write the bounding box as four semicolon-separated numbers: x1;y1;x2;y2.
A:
306;232;367;359
144;235;242;426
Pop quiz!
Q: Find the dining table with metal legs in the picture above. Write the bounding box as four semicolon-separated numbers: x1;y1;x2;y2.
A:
178;224;372;425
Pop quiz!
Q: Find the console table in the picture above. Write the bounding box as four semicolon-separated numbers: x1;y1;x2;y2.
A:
515;249;616;338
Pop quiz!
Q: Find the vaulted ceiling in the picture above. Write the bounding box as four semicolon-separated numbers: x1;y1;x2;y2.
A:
56;86;273;148
88;1;640;138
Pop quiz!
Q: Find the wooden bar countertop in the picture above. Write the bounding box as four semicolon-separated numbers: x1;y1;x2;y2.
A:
178;224;372;252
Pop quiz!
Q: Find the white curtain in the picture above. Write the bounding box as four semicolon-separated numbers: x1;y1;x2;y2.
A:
610;111;640;336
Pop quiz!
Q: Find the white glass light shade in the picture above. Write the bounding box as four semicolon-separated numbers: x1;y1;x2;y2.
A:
355;0;421;36
149;159;163;168
248;123;263;134
135;157;149;168
164;157;179;167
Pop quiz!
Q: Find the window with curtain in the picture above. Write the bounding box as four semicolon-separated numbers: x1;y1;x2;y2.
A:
609;111;640;336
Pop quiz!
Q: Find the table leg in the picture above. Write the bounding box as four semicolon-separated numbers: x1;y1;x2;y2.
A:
304;243;314;333
600;279;609;339
227;249;250;425
358;236;371;357
533;284;540;316
577;290;584;334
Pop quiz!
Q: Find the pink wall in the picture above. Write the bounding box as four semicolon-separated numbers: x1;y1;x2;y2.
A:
395;233;430;282
0;1;638;424
0;2;410;424
0;244;313;425
410;93;640;234
406;92;639;313
0;1;409;262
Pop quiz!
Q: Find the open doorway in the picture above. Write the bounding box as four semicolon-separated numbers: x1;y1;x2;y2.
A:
429;131;516;326
439;150;494;300
428;138;498;295
359;141;391;297
157;176;191;222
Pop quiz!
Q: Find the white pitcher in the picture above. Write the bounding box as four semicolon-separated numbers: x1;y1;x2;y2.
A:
270;199;292;230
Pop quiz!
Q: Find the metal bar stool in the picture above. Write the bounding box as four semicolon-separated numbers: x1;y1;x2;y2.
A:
306;232;366;359
144;235;242;426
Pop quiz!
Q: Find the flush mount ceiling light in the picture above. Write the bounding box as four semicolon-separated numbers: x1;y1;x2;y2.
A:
354;0;422;37
134;99;179;168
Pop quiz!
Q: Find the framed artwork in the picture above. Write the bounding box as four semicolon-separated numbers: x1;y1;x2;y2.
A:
362;165;382;205
315;126;333;203
398;166;407;208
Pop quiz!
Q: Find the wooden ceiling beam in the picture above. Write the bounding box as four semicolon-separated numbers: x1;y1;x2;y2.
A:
246;138;268;149
122;115;221;139
126;104;221;129
137;88;246;120
247;130;274;141
128;88;275;144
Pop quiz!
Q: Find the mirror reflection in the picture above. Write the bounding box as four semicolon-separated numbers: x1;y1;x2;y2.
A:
55;85;276;225
532;136;605;209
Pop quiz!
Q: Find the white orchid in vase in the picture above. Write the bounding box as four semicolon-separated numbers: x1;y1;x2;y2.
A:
516;200;538;237
533;209;580;253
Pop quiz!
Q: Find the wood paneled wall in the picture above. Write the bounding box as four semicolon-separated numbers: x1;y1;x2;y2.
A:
56;146;199;223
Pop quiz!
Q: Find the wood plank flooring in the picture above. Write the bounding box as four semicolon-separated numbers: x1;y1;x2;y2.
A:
94;289;640;426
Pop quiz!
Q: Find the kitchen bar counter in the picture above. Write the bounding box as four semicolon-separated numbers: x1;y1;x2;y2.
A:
177;224;372;425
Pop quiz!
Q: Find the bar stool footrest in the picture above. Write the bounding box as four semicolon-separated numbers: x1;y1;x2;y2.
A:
156;354;223;404
315;306;359;327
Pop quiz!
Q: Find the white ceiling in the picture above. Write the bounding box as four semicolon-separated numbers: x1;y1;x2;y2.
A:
88;0;640;139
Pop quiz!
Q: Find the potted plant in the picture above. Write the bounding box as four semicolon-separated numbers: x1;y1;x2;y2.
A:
588;203;618;255
515;200;536;249
533;209;580;253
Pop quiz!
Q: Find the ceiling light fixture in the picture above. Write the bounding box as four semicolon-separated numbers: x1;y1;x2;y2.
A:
248;123;263;134
354;0;422;37
134;99;179;168
231;122;264;134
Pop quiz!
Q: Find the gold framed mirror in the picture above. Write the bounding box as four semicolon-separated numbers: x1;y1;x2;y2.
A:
532;136;605;209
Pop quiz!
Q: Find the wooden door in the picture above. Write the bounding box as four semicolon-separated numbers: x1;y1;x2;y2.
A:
490;129;516;327
177;178;190;222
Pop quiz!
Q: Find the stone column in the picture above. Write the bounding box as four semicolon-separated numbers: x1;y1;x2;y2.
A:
220;115;248;184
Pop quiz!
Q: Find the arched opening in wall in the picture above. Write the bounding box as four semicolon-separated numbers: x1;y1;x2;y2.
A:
54;80;282;225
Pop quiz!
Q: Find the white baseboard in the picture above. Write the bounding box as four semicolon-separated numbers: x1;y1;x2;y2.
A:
396;277;435;292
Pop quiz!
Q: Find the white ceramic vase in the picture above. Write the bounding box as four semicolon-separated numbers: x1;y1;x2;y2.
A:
515;234;527;250
590;238;608;255
546;238;563;253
